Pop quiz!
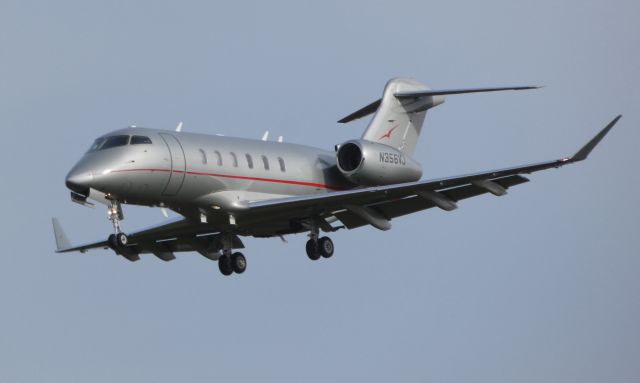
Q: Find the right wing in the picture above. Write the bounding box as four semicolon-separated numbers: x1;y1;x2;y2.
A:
246;115;621;231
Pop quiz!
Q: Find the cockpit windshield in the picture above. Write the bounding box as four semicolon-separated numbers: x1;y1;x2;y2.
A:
131;135;152;145
100;135;130;150
88;138;107;152
87;135;152;152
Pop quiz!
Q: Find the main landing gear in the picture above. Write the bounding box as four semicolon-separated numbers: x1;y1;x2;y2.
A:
304;221;334;261
306;237;334;260
218;252;247;276
106;199;129;249
217;233;246;276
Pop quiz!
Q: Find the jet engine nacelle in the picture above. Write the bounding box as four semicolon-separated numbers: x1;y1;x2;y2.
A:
336;140;422;186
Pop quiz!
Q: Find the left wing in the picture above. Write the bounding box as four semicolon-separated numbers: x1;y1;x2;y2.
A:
52;217;190;254
246;115;621;231
52;217;242;262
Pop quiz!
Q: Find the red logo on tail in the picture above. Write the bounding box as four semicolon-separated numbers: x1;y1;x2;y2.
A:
379;125;398;140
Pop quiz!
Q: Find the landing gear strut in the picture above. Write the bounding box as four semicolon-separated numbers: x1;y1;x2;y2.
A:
107;199;128;248
217;234;246;276
304;220;334;260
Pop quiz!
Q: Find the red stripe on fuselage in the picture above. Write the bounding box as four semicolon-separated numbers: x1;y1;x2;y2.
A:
111;168;343;191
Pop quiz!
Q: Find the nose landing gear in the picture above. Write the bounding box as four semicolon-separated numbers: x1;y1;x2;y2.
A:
106;199;128;248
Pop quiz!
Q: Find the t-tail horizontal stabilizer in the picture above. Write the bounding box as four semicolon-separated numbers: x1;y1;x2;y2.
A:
338;85;539;123
394;86;540;99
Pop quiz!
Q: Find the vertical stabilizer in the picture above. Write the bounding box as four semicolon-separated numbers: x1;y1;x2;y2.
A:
362;78;443;155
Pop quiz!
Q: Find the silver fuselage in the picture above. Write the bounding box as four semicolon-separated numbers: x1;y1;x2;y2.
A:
67;128;353;230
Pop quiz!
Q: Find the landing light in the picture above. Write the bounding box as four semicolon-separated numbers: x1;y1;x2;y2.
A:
102;169;112;175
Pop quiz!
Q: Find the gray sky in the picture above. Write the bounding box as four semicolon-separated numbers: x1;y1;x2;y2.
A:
1;0;638;382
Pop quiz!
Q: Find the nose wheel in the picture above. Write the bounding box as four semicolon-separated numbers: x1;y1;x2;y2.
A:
106;199;129;249
108;232;129;248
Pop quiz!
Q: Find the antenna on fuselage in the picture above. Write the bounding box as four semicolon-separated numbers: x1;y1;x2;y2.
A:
176;121;183;132
262;131;269;141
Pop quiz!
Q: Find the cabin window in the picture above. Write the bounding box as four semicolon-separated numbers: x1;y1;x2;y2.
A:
245;154;253;169
278;157;286;172
214;150;223;166
131;135;152;145
262;155;270;170
230;152;238;167
199;149;207;164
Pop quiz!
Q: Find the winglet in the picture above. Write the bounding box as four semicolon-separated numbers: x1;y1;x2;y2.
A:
571;115;621;162
52;218;71;252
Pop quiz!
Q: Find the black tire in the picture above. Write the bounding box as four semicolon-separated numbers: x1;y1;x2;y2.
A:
306;239;320;261
318;236;334;258
116;232;128;247
231;252;247;274
218;254;233;276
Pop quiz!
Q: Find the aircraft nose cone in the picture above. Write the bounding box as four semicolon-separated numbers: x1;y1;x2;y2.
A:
66;171;93;194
